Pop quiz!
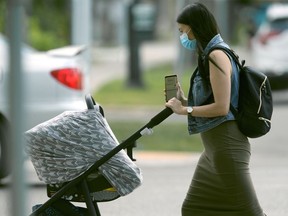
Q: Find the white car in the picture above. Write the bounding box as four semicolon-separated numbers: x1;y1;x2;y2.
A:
251;3;288;90
0;34;89;178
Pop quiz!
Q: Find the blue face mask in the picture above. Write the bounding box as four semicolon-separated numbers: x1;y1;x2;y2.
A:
180;30;196;51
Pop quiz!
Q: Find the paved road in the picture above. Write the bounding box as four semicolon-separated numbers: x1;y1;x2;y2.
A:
0;104;287;216
91;105;288;216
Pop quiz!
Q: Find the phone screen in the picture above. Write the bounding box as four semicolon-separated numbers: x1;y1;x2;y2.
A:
165;75;178;102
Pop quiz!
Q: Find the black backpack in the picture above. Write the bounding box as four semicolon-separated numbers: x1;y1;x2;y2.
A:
203;46;273;138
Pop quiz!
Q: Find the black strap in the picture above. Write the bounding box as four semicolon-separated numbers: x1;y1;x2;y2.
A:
207;45;244;69
205;45;242;116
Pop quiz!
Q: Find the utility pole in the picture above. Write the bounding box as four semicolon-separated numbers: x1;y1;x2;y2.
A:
71;0;92;91
7;0;27;215
215;0;229;41
71;0;92;46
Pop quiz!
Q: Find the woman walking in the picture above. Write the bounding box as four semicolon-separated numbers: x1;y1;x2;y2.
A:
165;3;266;216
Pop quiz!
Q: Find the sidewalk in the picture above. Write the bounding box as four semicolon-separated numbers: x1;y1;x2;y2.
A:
90;40;178;92
90;41;251;93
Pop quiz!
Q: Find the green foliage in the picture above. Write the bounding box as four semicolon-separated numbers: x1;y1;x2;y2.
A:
0;0;71;50
238;0;253;5
28;17;67;50
0;1;6;33
26;0;71;50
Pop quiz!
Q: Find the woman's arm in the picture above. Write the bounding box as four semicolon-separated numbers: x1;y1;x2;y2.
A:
166;50;232;117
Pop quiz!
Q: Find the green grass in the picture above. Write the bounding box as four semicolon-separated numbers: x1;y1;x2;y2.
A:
94;64;192;106
93;64;203;152
109;121;203;152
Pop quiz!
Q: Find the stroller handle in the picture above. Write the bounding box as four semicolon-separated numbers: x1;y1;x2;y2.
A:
85;94;174;126
147;107;173;128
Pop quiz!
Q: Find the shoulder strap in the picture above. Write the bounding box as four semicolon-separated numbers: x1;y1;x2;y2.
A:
205;45;243;116
206;45;245;69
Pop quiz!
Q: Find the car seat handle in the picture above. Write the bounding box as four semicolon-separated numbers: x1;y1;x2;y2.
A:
85;94;105;117
85;94;96;110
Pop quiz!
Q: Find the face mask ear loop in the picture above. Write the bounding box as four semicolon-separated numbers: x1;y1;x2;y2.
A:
182;28;191;39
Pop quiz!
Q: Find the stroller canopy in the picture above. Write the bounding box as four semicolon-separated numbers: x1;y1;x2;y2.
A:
24;107;142;196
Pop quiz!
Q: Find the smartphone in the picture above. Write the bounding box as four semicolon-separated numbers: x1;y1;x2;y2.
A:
165;75;178;102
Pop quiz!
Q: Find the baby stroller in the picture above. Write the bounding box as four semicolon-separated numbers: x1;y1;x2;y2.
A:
25;94;173;216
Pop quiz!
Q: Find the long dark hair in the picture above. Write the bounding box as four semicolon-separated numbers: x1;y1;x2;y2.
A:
176;3;219;55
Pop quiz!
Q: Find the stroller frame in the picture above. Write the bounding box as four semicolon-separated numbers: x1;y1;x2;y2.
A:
30;94;173;216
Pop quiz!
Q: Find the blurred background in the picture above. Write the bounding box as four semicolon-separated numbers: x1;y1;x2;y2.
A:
1;1;288;216
1;0;288;161
0;0;280;48
2;0;288;90
1;0;288;174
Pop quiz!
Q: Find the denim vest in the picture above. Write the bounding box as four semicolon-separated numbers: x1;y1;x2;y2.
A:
187;34;239;135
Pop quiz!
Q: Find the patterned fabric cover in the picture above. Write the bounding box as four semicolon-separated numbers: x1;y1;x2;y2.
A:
24;108;143;197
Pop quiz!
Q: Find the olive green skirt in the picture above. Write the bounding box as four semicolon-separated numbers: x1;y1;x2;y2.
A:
182;121;264;216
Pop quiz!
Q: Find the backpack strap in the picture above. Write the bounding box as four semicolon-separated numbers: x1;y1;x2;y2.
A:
206;45;245;69
204;45;244;117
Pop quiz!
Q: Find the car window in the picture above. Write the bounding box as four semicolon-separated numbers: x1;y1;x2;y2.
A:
270;18;288;31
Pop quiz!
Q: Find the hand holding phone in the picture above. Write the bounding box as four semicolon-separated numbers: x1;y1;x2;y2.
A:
165;75;178;102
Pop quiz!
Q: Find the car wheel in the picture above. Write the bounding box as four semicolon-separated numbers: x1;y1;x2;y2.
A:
0;115;10;179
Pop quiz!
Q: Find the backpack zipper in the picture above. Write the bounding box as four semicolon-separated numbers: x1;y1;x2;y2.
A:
259;117;271;127
257;76;267;114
